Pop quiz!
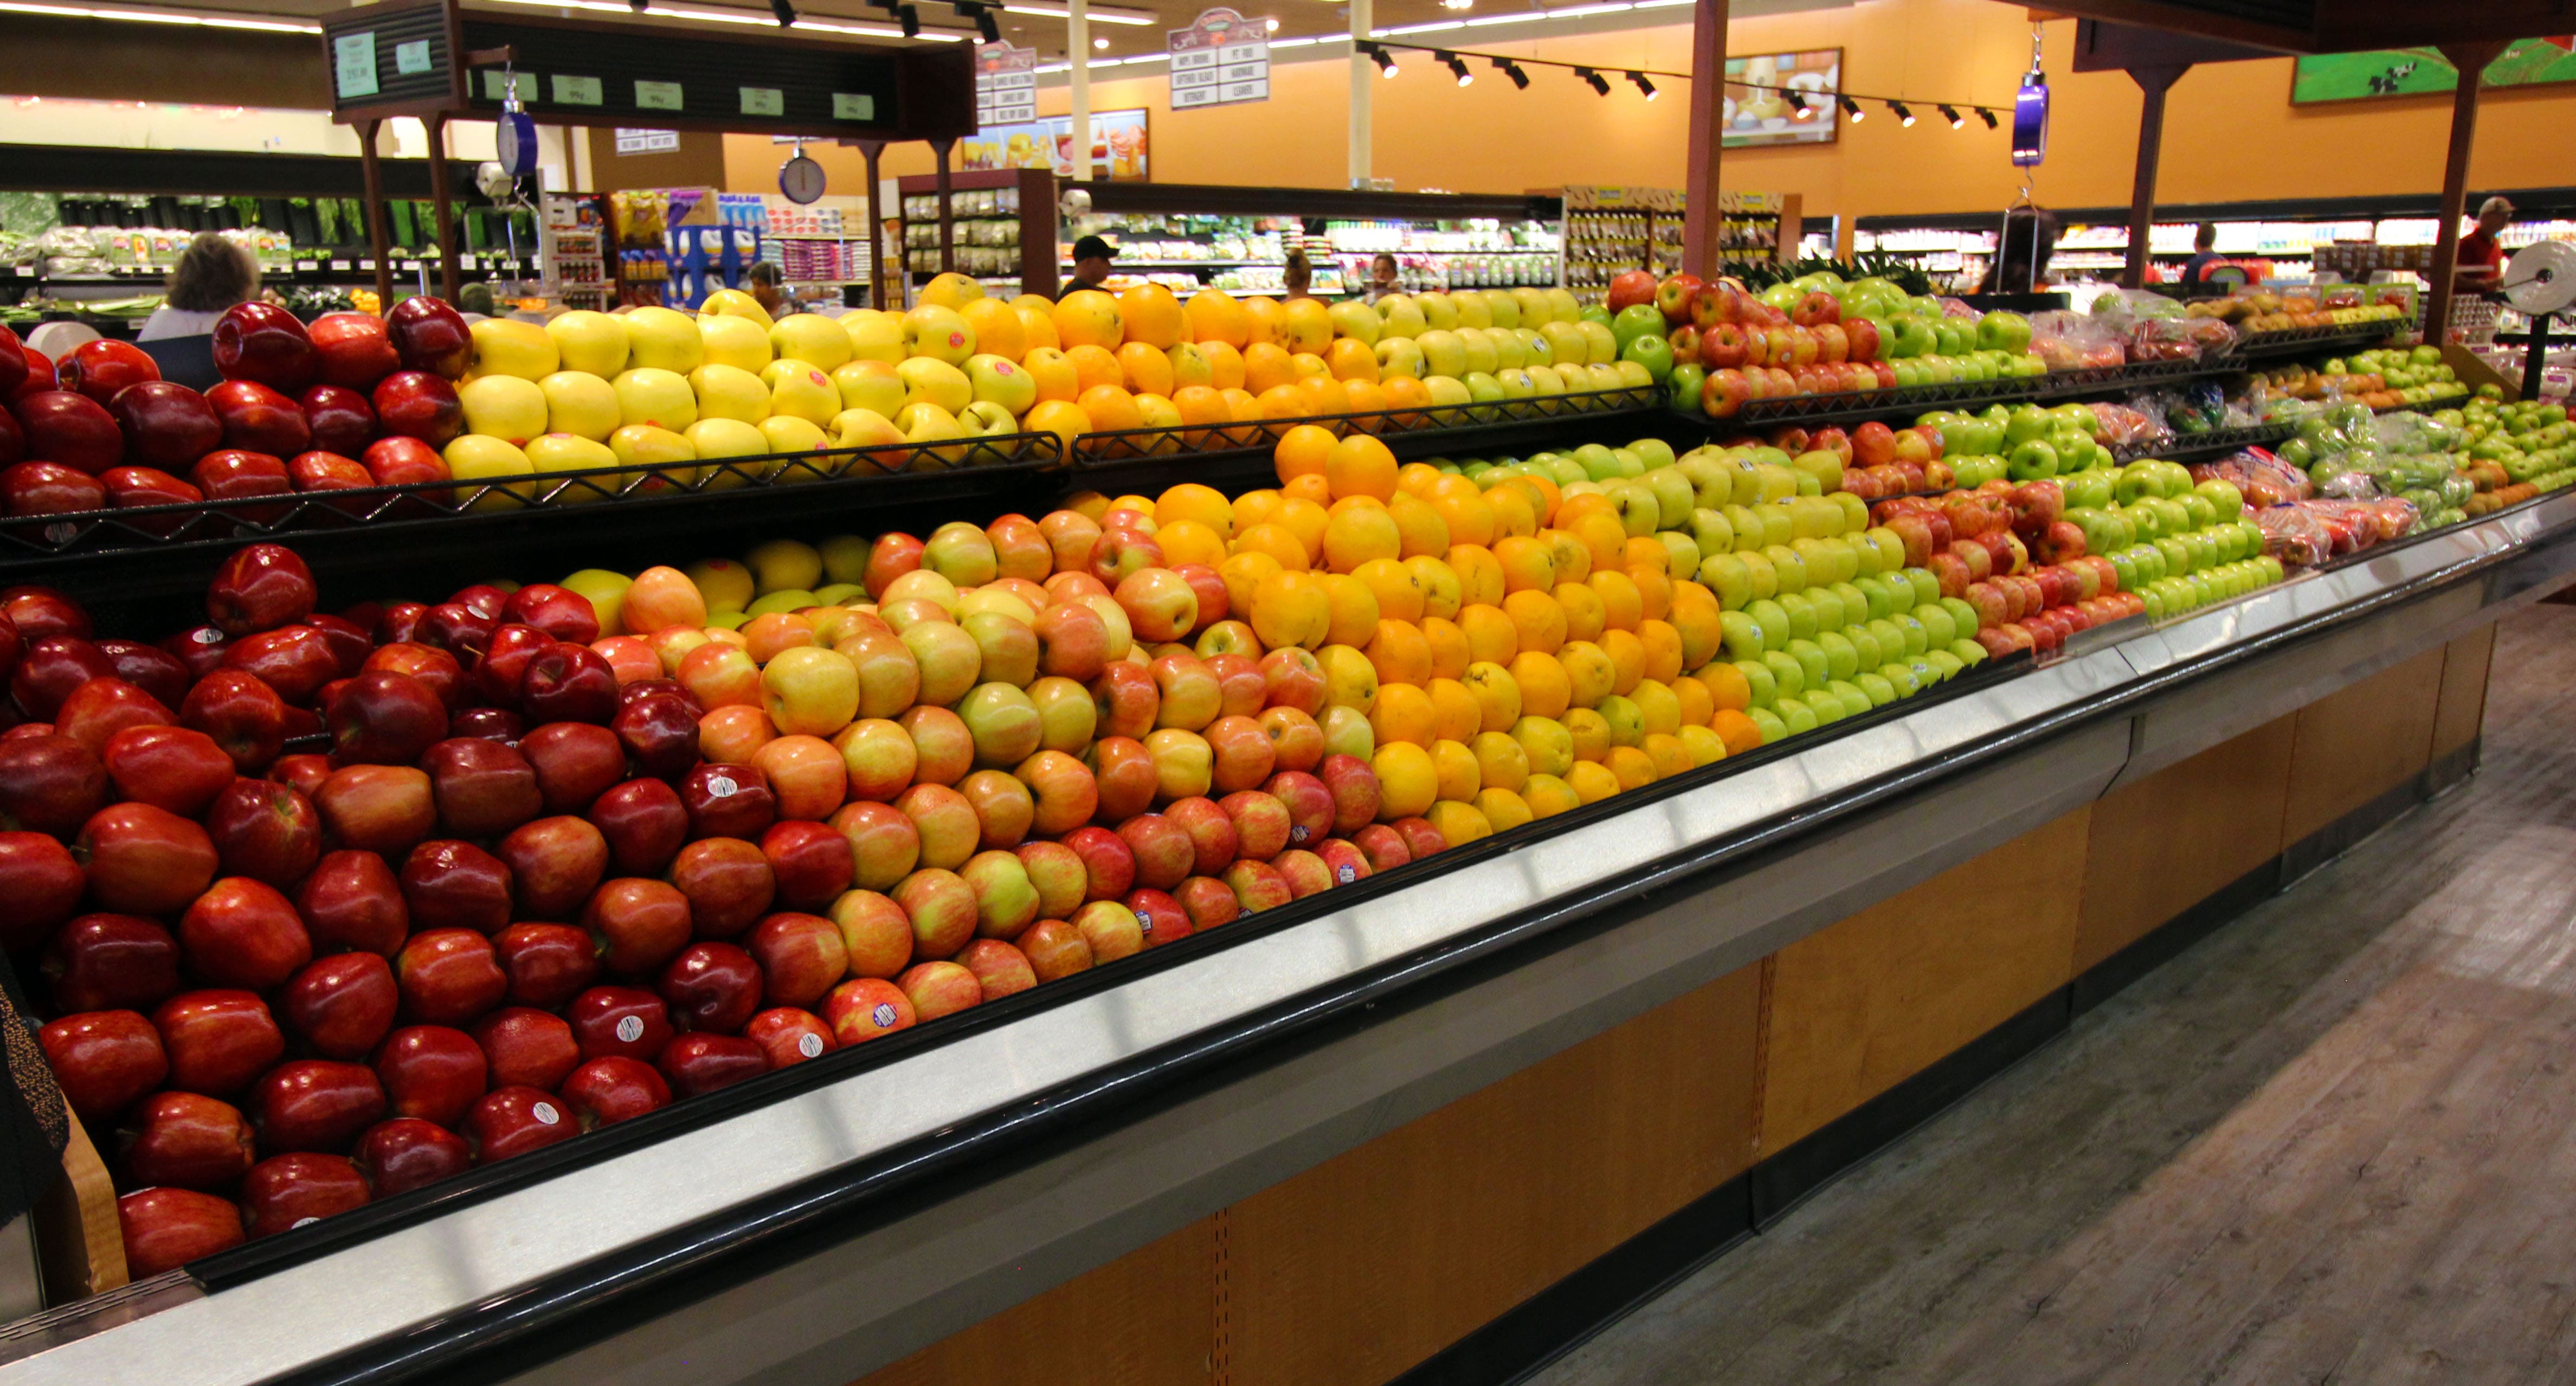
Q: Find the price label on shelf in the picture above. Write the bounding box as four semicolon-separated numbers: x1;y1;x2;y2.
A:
330;260;352;272
294;260;315;272
974;43;1037;125
461;255;478;270
1168;7;1266;110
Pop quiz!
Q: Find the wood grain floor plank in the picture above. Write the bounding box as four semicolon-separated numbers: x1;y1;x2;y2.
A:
1532;605;2576;1386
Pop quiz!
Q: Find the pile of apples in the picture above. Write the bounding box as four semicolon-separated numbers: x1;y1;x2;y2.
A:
1604;269;2046;422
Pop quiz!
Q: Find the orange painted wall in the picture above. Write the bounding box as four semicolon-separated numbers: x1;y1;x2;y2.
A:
723;0;2576;221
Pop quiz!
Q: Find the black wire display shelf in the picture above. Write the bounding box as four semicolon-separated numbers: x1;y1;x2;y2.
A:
2229;320;2406;358
1063;384;1665;499
0;431;1067;627
1676;355;2283;438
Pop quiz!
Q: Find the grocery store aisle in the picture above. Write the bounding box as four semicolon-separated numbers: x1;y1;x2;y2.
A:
1532;602;2576;1386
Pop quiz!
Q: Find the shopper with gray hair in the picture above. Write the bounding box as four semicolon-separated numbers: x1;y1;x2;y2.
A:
2457;195;2515;292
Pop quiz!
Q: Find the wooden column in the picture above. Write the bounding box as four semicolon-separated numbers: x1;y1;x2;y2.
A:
931;137;956;276
2121;65;2184;290
2423;40;2506;347
357;117;392;308
425;112;460;303
1677;0;1728;279
856;139;887;308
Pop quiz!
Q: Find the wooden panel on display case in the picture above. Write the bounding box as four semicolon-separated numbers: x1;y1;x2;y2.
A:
2075;716;2298;973
851;1216;1219;1386
1223;964;1765;1386
2431;623;2498;762
2281;647;2447;845
1759;809;2092;1155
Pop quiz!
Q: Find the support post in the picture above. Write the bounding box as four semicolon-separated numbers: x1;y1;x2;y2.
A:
1348;0;1373;188
357;118;392;309
1068;0;1091;183
2121;65;2184;290
2423;41;2506;346
426;113;460;303
932;137;956;275
858;140;887;309
1678;0;1728;279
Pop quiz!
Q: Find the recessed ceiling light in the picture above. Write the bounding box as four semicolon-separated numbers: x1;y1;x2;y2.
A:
1092;34;1107;46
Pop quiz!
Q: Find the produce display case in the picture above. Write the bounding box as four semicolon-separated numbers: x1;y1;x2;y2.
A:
1055;182;1564;300
1561;189;1802;307
895;168;1056;303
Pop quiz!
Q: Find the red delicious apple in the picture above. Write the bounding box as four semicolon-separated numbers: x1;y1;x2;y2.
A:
189;448;293;524
495;814;608;920
471;1007;581;1091
179;876;311;991
211;301;318;393
520;643;618;726
106;379;221;471
279;952;397;1061
240;1151;370;1237
13;635;112;719
361;435;448;495
299;384;377;457
206;379;312;458
352;1116;471;1196
386;296;471;379
306;312;400;391
57;339;159;408
493;922;598;1010
398;838;513;935
560;1055;669;1130
466;1085;577;1161
681;762;776;842
584;877;694;976
612;691;700;780
1605;269;1658;314
118;1089;255;1190
313;764;436;856
117;1186;244;1275
668;836;775;939
55;676;176;755
291;852;405;960
0;730;105;836
42;913;178;1013
588;777;687;877
78;801;218;915
251;1058;386;1154
395;928;507;1026
287;451;371;512
98;724;230;819
38;1009;166;1123
370;371;463;447
180;669;288;773
94;638;190;709
760;819;853;910
373;1024;487;1128
566;985;674;1064
745;1006;834;1068
2;459;104;516
1123;887;1191;947
197;777;318;888
519;721;624;813
13;391;121;475
655;1032;768;1098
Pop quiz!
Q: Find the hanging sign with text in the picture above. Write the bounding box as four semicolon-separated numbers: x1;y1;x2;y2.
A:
1168;8;1267;110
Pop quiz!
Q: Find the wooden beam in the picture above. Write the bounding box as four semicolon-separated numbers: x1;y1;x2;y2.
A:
1678;0;1728;280
2422;40;2507;348
856;140;887;310
2324;0;2576;49
931;137;956;277
1998;0;2313;53
2122;65;2185;290
426;112;460;304
357;118;393;310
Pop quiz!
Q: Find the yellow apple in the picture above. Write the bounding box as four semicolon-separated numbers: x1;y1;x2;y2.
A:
1379;294;1426;337
689;363;771;424
536;370;621;441
1424;375;1473;408
607;424;699;494
1453;292;1494;331
684;418;770;490
842;309;903;363
686;558;756;613
828;408;907;474
1375;337;1425;380
1416;291;1459;331
1416;329;1467;379
623;306;705;374
560;568;632;634
959;400;1019;437
761;359;841;427
443;434;535;510
1480;289;1520;331
467;318;559;382
770;313;853;371
901;305;976;366
917;271;984;311
758;414;830;478
458;374;549;446
963;353;1037;414
545;311;629;377
613;367;698;431
1577;321;1619;366
1511;286;1553;328
1326;299;1382;348
699;287;774;330
895;356;973;416
1540;320;1589;368
525;432;619;502
698;313;772;373
1544;286;1582;323
830;358;906;418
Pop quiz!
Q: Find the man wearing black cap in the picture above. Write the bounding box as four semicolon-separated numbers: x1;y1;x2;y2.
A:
1059;235;1117;299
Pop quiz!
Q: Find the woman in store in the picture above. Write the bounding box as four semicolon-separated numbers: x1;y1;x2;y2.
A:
1364;253;1400;303
746;261;806;319
1282;248;1316;303
138;232;261;342
1975;208;2059;295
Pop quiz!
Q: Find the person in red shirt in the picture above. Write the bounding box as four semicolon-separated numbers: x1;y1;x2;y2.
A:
2457;196;2514;291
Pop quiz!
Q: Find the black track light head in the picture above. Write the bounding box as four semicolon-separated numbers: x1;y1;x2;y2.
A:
1839;94;1862;120
1628;70;1655;99
1367;42;1398;76
1443;52;1472;85
1576;66;1609;95
958;1;999;41
1891;100;1914;125
1939;104;1962;127
897;3;918;35
1978;106;1998;128
1491;55;1528;88
1783;87;1807;112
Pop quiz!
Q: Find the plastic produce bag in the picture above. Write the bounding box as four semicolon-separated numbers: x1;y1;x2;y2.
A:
2030;310;2129;371
2191;446;2313;508
2255;506;2336;566
2089;401;2171;455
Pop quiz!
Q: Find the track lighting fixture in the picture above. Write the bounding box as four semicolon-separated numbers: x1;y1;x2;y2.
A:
1783;88;1806;112
1442;52;1472;85
1573;67;1608;95
1940;104;1962;127
896;3;918;35
1367;43;1397;76
1627;70;1654;99
957;1;998;41
769;0;796;23
1978;106;1998;127
629;0;647;12
1492;56;1528;88
1891;100;1914;125
1839;94;1862;120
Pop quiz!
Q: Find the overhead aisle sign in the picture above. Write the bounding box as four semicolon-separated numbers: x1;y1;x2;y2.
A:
1169;7;1267;110
976;43;1038;126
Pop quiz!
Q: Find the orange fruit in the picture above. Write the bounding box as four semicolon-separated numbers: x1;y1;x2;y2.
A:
1352;556;1424;622
1371;742;1437;818
1380;374;1433;424
1219;551;1284;614
1325;434;1399;503
1340;378;1389;428
1156;518;1227;569
1606;745;1657;791
1623;536;1670;574
1541;528;1593;585
1589;570;1643;632
1370;683;1438;749
1471;729;1529;791
1524;772;1582;817
1242;342;1297;396
1076;384;1142;433
1670;602;1723;670
1232;522;1310;571
1398;463;1445;497
1447;544;1504;608
1562;707;1612;763
1255;383;1306;420
1556;640;1615;705
960;298;1025;361
1671;675;1714;728
1473;787;1534;832
1184;288;1250;348
1251;570;1330;650
1277;497;1330;560
1553;581;1607;643
1676;724;1727;767
1021;346;1079;402
1502;588;1567;655
1567;512;1627;574
1014;302;1061;353
1200;340;1247;391
1630;563;1675;621
1387;493;1451;561
1279;299;1332;354
1116;283;1185;350
1292;374;1350;419
1712;708;1766;756
1421;615;1469;681
1695;662;1751;714
1320;573;1382;647
1065;343;1125;393
1429;739;1482;802
1172;384;1231;444
1425;799;1495;846
1325;337;1381;383
1281;472;1334;506
1493;535;1556;594
1322;502;1402;573
1429;491;1497;548
1509;651;1571;719
1158;484;1235;530
1240;296;1285;348
1598;628;1646;696
1053;288;1125;350
1426;678;1482;743
1273;422;1337;483
1364;618;1434;687
1456;604;1520;665
1631;680;1682;737
1635;620;1684;682
1021;399;1091;454
1116;341;1175;397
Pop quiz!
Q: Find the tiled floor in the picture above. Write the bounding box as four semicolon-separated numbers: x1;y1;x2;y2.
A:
1534;603;2576;1385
